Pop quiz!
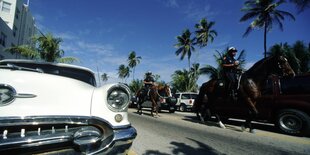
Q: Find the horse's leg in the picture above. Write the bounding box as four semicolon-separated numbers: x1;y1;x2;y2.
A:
150;103;154;117
213;112;226;129
248;108;257;133
242;97;258;132
151;97;158;117
137;96;143;115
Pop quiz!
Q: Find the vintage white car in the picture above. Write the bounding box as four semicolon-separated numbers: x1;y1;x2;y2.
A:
0;59;137;154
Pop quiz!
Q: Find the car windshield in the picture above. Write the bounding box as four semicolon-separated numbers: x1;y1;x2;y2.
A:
0;62;96;86
181;94;197;99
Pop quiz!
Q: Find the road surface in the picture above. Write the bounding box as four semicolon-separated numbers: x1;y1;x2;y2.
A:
128;108;310;155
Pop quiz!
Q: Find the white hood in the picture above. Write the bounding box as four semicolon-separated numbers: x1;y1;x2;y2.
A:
0;69;94;117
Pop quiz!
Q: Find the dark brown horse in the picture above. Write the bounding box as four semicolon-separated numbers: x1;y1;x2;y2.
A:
194;55;295;132
136;84;172;117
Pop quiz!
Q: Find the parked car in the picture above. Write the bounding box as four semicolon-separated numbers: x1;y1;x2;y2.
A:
195;74;310;136
138;96;177;113
0;59;137;154
175;92;198;112
129;94;138;108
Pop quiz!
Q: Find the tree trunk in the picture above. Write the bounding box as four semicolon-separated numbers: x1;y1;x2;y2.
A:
133;67;135;81
264;24;267;58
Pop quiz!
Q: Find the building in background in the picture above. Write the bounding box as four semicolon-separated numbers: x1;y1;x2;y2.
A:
0;0;36;60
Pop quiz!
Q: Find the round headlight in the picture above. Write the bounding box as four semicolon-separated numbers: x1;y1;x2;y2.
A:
0;84;16;106
107;86;130;112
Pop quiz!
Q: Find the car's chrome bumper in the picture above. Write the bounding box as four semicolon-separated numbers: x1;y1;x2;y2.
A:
0;116;137;155
96;126;137;155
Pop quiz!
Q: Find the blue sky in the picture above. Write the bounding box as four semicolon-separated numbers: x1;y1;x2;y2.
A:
28;0;310;85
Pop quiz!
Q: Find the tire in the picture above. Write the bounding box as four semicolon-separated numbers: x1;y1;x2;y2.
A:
169;109;175;113
276;109;310;136
179;104;186;112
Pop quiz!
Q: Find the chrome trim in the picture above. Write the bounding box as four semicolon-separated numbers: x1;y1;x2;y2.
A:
0;84;16;106
107;83;132;112
0;116;136;154
14;93;37;98
0;84;37;107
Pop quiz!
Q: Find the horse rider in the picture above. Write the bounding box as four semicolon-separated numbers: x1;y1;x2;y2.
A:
222;47;240;98
143;71;155;98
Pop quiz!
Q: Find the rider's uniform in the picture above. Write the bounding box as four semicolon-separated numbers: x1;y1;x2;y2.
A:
144;75;155;95
223;55;237;90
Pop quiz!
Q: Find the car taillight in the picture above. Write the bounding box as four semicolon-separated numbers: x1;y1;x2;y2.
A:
160;98;166;103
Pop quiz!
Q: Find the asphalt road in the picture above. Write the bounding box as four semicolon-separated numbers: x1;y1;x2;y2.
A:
128;108;310;155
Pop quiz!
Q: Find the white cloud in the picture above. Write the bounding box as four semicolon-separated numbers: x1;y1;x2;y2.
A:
183;3;217;21
165;0;179;8
55;32;78;40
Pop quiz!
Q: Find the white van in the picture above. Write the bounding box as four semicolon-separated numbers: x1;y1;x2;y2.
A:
174;92;198;112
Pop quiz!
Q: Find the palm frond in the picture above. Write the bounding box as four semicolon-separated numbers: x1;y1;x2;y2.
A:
57;57;79;64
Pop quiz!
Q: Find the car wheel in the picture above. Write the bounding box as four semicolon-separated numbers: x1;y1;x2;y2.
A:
277;109;310;136
179;104;186;112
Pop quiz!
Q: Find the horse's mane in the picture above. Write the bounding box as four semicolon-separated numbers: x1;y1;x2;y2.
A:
245;56;275;77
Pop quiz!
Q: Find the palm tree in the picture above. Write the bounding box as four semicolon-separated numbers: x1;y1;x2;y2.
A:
5;45;39;59
175;29;196;70
194;18;218;48
34;33;78;63
240;0;295;58
268;41;310;74
268;43;301;73
5;33;77;63
171;69;190;92
101;73;109;83
128;51;142;81
292;40;310;73
289;0;310;12
129;79;144;94
171;63;200;92
117;64;130;82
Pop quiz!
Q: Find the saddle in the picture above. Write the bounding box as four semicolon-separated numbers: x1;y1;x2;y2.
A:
217;72;243;103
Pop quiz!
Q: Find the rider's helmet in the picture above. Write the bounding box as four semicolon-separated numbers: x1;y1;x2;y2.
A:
146;71;152;76
228;47;237;54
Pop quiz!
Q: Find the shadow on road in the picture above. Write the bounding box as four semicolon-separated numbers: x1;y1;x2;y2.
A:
131;108;171;117
182;115;282;134
143;138;221;155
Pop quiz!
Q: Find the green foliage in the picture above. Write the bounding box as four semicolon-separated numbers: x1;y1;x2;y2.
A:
200;47;247;80
194;18;217;48
175;29;196;70
5;45;39;59
289;0;310;12
127;51;142;80
240;0;295;58
129;79;143;94
101;73;109;83
118;64;130;81
171;63;200;92
5;33;78;63
268;41;310;74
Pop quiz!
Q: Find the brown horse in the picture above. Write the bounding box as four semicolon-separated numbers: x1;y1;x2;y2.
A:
136;84;172;117
194;55;295;132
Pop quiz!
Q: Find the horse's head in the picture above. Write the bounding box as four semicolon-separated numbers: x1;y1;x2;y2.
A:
274;55;295;77
163;84;172;97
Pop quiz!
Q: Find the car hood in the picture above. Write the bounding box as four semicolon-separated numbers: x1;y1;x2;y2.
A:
0;70;94;117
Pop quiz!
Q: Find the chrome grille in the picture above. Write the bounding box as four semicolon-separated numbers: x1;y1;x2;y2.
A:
0;116;114;154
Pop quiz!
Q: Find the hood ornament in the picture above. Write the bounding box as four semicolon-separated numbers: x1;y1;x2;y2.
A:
0;84;36;106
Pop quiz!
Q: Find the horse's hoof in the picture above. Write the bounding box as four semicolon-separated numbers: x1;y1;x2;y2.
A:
241;125;246;131
250;129;256;134
219;121;226;129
